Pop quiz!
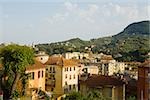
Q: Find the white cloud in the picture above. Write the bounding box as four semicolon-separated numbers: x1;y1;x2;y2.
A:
64;2;78;11
45;12;69;24
41;2;148;41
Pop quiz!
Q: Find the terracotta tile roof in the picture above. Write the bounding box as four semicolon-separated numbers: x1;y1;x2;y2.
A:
26;60;45;71
80;75;124;87
45;56;78;66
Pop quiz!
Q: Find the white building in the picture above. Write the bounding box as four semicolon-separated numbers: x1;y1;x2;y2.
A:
64;52;89;60
100;56;125;76
35;51;49;64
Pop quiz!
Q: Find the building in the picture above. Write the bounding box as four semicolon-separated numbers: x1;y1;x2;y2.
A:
79;75;125;100
64;52;89;60
81;65;99;75
78;65;99;81
45;56;79;98
35;51;49;64
25;60;46;95
99;56;125;76
124;62;141;79
137;60;150;100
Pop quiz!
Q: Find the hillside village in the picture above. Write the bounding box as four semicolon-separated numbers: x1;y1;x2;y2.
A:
0;21;149;100
0;47;149;100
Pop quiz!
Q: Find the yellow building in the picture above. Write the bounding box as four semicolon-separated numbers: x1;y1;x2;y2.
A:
26;61;46;95
79;75;125;100
45;56;79;98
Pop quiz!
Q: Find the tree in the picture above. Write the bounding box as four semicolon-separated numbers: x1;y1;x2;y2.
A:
63;90;109;100
0;44;34;99
63;91;85;100
85;90;109;100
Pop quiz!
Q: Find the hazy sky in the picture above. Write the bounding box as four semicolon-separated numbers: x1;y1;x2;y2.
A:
0;0;149;45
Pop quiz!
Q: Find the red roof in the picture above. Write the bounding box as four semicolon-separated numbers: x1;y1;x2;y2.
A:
80;75;124;87
26;60;45;71
45;56;78;67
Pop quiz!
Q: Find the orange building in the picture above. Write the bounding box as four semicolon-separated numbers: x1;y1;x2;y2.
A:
26;61;46;95
137;60;150;100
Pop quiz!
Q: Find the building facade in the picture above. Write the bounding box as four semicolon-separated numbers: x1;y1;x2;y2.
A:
79;75;125;100
137;60;150;100
99;56;125;76
35;51;49;64
26;61;46;95
45;57;79;98
64;52;89;60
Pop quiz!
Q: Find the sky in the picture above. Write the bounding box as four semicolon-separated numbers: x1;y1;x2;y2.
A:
0;0;149;45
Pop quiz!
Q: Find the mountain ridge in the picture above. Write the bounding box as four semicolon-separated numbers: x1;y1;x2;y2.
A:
36;20;150;62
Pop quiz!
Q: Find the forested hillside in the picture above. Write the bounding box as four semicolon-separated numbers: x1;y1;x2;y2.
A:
36;21;150;62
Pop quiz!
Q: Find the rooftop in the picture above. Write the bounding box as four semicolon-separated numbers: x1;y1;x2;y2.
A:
45;56;78;66
26;60;45;71
80;75;124;87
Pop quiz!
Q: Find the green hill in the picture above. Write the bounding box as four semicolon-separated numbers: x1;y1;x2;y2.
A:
35;20;150;62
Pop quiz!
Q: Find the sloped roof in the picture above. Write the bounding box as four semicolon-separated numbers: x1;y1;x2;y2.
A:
80;75;124;87
45;56;78;66
26;60;45;71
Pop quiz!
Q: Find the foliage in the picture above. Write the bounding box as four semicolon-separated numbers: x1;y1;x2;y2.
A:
36;21;150;62
63;90;109;100
63;91;85;100
127;96;136;100
85;90;109;100
0;44;34;99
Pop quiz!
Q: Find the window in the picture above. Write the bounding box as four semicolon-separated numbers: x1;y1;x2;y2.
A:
70;75;71;80
65;74;67;79
53;67;55;73
46;68;48;71
73;84;76;89
73;74;75;79
65;82;67;85
70;67;71;71
38;71;40;78
74;67;75;71
50;67;52;73
45;73;48;77
42;71;44;77
67;68;68;71
69;85;71;90
31;72;34;80
41;57;43;60
51;88;54;91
